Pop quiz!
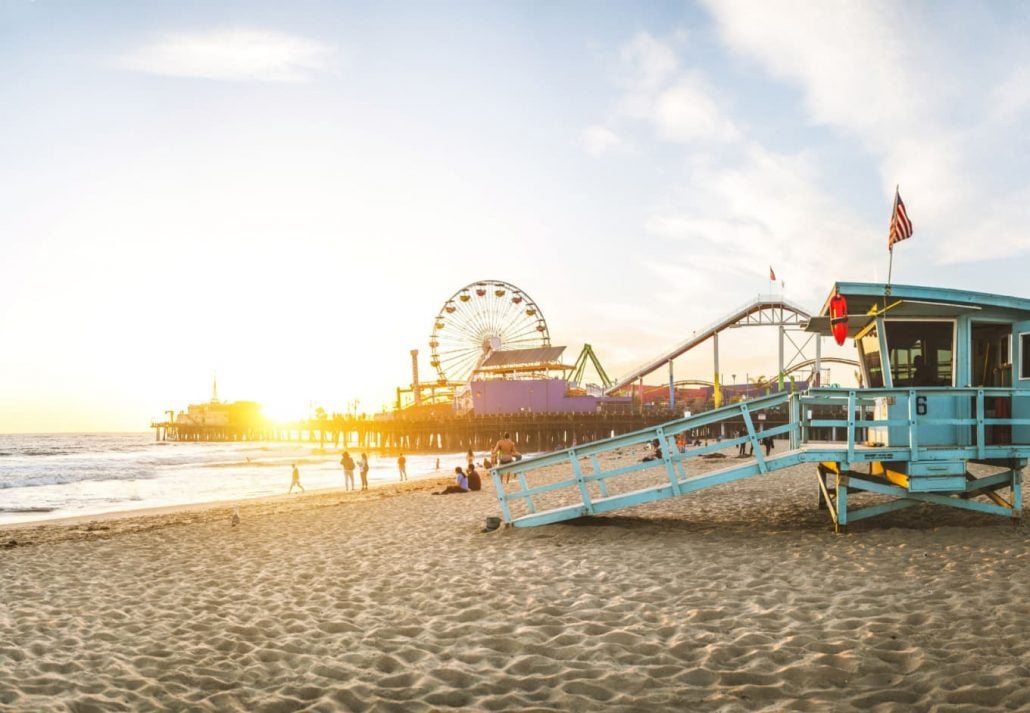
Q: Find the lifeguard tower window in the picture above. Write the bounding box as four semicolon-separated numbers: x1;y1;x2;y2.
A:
885;321;954;387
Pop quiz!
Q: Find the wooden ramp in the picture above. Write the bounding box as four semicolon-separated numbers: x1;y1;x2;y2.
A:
490;388;1028;531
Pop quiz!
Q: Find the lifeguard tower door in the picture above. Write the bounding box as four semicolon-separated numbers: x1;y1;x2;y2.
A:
884;320;958;447
1012;325;1030;445
971;321;1012;445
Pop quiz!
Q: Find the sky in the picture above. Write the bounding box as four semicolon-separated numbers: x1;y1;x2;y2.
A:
4;1;1030;432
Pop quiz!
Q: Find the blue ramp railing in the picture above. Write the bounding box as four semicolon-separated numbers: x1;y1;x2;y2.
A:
491;387;1030;528
490;393;795;528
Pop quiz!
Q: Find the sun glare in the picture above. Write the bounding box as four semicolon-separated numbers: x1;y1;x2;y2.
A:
260;400;309;425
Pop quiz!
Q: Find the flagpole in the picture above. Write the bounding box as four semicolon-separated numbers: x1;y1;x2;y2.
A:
885;184;899;298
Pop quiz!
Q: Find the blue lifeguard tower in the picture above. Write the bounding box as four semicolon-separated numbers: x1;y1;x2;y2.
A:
490;283;1030;531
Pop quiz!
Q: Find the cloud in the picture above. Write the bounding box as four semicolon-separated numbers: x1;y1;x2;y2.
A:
587;31;737;156
650;74;739;143
579;125;622;157
703;2;933;136
120;29;337;82
617;32;680;93
644;142;871;302
591;31;870;309
701;1;1030;263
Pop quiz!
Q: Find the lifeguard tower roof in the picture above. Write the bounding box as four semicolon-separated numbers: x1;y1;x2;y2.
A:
806;282;1030;339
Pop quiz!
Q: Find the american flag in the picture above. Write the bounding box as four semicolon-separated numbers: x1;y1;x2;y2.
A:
888;188;913;250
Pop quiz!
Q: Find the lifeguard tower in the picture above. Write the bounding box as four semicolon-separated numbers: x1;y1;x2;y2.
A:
490;282;1030;532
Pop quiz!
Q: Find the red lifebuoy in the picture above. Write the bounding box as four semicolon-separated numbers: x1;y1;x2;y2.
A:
829;291;848;346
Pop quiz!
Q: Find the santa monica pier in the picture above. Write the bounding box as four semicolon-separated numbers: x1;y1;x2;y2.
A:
151;279;848;452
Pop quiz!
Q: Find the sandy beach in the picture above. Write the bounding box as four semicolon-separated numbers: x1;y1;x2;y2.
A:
2;450;1030;712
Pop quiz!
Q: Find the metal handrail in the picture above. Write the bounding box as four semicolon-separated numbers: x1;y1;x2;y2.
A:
491;385;1030;527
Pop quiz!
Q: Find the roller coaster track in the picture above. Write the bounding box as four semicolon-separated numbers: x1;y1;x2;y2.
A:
665;356;861;388
606;294;814;394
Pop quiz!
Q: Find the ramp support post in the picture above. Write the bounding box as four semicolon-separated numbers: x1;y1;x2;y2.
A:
836;472;848;533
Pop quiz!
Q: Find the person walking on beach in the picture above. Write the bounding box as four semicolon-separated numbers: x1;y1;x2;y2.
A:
467;447;475;470
492;432;521;484
358;453;370;491
341;451;356;491
397;453;407;482
492;433;520;465
288;464;304;494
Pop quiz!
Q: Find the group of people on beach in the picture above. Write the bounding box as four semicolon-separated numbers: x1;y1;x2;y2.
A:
288;452;370;494
435;432;520;494
288;432;521;495
338;451;370;491
434;464;482;495
735;430;775;457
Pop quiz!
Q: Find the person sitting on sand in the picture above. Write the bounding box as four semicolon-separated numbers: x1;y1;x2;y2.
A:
467;464;482;492
642;438;663;462
434;467;470;495
288;464;304;494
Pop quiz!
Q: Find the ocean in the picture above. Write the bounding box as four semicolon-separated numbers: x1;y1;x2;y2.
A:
0;433;472;526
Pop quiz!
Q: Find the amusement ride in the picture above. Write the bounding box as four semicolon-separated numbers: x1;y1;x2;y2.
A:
429;279;551;385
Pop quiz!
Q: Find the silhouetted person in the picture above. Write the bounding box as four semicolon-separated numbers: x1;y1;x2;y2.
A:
913;355;934;386
358;453;370;490
397;453;407;482
288;464;304;494
341;452;356;491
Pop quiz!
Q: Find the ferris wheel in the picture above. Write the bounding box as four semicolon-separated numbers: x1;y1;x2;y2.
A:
429;280;551;384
